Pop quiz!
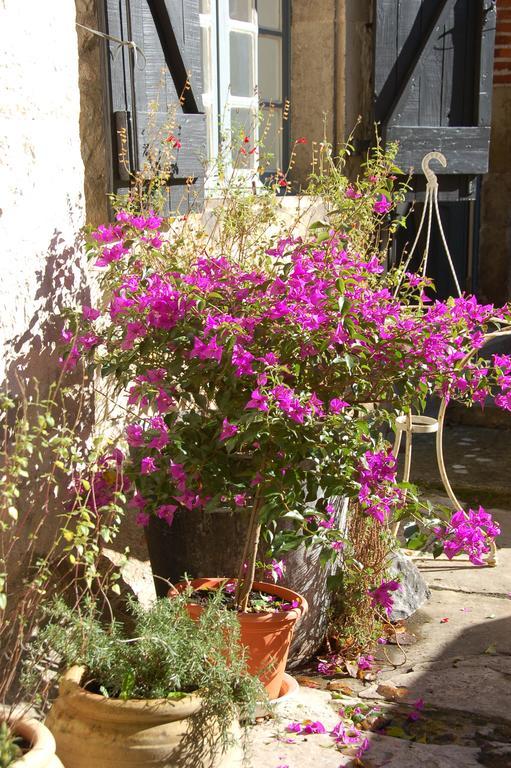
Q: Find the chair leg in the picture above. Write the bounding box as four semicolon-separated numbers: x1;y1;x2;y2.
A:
392;415;412;538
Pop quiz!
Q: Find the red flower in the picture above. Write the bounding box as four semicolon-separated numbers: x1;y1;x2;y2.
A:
243;135;250;144
295;137;307;144
278;178;288;188
166;134;182;149
240;147;247;155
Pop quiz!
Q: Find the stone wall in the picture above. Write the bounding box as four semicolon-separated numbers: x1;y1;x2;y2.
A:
290;0;373;187
0;0;89;389
478;1;511;305
478;86;511;306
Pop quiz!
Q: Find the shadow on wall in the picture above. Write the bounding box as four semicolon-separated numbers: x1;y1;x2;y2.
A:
4;228;92;397
2;228;95;559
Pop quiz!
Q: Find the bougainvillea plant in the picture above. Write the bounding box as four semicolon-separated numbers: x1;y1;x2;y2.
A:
61;142;510;614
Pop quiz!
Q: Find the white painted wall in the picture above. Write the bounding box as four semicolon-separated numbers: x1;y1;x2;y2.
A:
0;0;87;386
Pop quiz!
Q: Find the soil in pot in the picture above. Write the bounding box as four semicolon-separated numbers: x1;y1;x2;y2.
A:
45;667;242;768
171;578;307;700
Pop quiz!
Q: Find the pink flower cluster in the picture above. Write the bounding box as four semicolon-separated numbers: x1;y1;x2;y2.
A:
72;450;131;513
368;578;401;616
69;211;511;536
434;507;500;566
357;449;404;523
287;715;369;758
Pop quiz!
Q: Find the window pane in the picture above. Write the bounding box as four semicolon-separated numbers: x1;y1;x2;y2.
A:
231;107;256;168
258;35;282;101
257;0;281;30
230;31;254;96
200;0;211;12
260;106;282;171
229;0;253;22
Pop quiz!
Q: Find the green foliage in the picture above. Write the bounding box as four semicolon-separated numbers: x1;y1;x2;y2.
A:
0;380;127;709
0;722;22;768
25;592;263;734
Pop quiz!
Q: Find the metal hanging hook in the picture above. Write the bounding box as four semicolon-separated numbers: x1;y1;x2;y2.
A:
421;151;447;190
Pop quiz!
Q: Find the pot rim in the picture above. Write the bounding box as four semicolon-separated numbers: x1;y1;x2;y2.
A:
170;577;308;623
0;709;58;768
53;666;203;722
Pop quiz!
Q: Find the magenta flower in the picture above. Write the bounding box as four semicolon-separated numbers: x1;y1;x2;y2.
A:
190;335;223;363
434;507;500;565
245;388;268;412
135;511;150;527
302;721;326;734
147;416;169;451
368;579;401;616
82;305;101;321
219;419;238;441
373;194;392;215
234;493;246;507
126;424;145;447
267;558;286;582
357;654;374;670
329;398;349;413
141;456;158;475
129;491;147;510
155;504;177;526
345;185;362;200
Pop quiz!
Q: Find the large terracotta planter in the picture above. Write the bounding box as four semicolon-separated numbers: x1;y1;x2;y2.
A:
45;666;242;768
0;709;63;768
171;578;307;700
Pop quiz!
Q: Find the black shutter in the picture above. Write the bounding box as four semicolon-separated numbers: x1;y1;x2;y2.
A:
104;0;206;211
373;0;496;189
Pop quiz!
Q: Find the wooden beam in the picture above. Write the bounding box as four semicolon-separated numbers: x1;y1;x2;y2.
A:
146;0;199;113
385;126;491;174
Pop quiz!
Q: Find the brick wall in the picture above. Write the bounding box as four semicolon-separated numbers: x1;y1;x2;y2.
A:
495;0;511;85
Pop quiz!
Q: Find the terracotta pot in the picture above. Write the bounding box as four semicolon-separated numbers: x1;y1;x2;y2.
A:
145;496;347;665
0;709;63;768
45;666;242;768
171;578;307;700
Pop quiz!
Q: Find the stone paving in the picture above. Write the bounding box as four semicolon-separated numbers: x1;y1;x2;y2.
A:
247;495;511;767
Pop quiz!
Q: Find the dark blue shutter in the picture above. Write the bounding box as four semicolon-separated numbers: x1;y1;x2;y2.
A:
373;0;496;194
104;0;206;210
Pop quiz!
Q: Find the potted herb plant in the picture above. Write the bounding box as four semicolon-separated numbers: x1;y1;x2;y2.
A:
30;593;262;768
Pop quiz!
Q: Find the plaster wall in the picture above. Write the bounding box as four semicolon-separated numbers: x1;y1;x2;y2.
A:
0;0;89;388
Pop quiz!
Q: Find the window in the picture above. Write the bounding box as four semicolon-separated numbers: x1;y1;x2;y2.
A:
199;0;289;179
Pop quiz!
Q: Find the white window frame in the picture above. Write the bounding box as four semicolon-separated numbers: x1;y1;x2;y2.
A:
200;0;259;190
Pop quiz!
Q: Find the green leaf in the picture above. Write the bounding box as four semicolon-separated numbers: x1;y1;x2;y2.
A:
405;532;429;551
120;669;135;700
